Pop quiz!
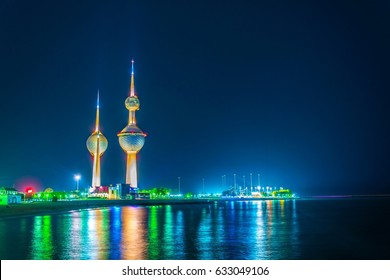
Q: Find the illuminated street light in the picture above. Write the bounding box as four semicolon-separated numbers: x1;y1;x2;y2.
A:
74;174;81;192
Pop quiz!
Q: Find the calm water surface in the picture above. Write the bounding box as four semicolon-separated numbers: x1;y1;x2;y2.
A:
0;198;389;260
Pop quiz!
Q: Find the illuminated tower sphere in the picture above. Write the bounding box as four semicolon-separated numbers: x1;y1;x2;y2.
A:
118;60;147;187
86;91;108;187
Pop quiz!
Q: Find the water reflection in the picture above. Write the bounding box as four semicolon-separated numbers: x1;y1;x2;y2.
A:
31;216;53;259
146;206;159;259
108;207;121;259
0;200;300;260
121;206;147;259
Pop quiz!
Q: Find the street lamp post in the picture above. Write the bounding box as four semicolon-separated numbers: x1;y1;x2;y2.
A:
250;173;253;194
243;175;246;196
178;177;181;194
233;174;236;195
74;174;81;192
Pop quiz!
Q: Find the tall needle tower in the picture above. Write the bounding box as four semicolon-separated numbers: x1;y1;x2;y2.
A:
118;60;147;187
86;91;108;188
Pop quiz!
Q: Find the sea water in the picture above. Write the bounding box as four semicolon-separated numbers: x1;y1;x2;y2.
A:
0;198;389;260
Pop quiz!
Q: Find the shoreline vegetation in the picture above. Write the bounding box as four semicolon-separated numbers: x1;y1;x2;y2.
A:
0;197;298;219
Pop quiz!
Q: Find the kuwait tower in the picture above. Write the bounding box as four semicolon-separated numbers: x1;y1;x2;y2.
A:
118;60;147;187
86;92;108;188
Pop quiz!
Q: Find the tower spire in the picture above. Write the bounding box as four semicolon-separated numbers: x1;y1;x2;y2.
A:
95;90;100;132
130;59;135;97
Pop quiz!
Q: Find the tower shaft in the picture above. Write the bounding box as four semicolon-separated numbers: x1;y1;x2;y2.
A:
92;135;101;187
126;152;138;187
129;110;136;125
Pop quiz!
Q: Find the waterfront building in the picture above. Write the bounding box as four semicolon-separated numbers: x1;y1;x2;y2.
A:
108;185;120;199
86;92;108;191
88;186;109;198
107;184;138;200
0;187;22;205
118;60;147;188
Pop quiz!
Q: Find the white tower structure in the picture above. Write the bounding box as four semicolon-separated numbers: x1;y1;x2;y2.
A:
86;92;108;188
118;60;147;187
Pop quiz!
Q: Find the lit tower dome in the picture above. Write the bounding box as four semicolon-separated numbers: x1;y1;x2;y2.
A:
118;60;147;187
86;91;108;188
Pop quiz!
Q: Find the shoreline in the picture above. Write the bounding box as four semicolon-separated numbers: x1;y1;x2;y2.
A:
4;195;387;219
0;199;213;219
0;197;298;219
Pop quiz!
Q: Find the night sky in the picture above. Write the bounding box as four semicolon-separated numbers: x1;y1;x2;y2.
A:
1;0;389;195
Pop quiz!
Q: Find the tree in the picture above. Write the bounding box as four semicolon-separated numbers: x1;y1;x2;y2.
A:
184;192;193;199
148;187;171;198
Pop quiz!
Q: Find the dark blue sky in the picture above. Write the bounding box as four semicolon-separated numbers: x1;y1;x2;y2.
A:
0;0;389;195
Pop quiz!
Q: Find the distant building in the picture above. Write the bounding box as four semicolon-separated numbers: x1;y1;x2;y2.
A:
138;192;151;199
251;191;261;198
0;187;22;205
117;183;138;200
106;184;139;199
88;183;140;200
89;186;109;198
108;185;120;199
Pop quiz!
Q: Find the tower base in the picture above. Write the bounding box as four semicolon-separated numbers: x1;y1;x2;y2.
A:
126;152;138;188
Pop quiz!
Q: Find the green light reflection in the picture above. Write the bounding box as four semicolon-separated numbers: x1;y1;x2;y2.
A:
31;215;53;259
147;206;160;259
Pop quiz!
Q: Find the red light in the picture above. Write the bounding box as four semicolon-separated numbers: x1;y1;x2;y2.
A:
25;187;33;194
